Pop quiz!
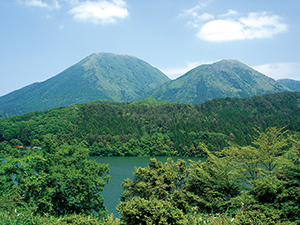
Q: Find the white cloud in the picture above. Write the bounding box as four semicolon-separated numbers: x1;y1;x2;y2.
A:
52;0;61;9
219;9;238;18
198;13;214;22
19;0;129;24
198;19;244;41
178;0;212;18
178;5;201;18
186;13;214;28
69;0;129;24
179;1;214;28
199;11;288;42
253;62;300;81
180;5;288;42
23;0;62;9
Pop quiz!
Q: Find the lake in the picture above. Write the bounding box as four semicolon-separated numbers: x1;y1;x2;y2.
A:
89;156;203;216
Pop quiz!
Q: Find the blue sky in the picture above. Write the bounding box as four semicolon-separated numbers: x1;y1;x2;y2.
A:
1;0;299;97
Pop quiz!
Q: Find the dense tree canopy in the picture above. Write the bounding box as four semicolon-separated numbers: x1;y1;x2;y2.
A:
0;134;110;217
117;127;300;224
1;92;299;158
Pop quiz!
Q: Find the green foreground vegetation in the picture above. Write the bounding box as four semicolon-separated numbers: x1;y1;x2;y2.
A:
0;126;299;224
0;92;299;224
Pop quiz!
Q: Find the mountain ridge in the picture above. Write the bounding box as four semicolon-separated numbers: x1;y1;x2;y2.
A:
0;53;170;116
0;54;296;116
144;59;290;103
277;79;300;92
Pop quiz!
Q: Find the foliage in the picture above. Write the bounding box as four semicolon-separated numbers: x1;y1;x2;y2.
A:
0;211;121;225
221;126;290;183
117;158;188;224
1;92;299;158
129;98;174;106
1;126;299;223
186;145;241;213
0;134;110;217
117;127;300;224
117;197;185;225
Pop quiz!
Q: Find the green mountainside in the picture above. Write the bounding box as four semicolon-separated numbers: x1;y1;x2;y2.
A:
145;59;290;103
0;55;295;116
1;92;299;157
277;78;300;91
0;53;170;116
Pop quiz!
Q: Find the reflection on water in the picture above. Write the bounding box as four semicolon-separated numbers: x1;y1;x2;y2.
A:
89;156;203;216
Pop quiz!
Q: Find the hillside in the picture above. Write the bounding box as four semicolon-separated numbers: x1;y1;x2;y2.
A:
1;92;299;157
0;56;295;116
277;79;300;92
145;59;290;103
0;53;170;116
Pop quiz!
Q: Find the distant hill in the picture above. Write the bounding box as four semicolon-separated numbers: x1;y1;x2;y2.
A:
277;79;300;92
145;59;290;103
0;53;170;116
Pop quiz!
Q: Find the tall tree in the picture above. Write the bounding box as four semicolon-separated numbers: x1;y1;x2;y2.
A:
221;126;289;184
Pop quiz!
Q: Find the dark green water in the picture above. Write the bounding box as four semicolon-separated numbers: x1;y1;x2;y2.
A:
89;156;202;216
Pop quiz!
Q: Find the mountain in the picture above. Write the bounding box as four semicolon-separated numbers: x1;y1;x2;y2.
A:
145;59;290;103
277;79;300;92
0;53;170;116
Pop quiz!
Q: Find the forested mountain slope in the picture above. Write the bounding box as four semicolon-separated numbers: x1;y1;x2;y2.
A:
1;92;299;157
145;59;290;103
0;53;170;116
277;78;300;92
1;55;295;117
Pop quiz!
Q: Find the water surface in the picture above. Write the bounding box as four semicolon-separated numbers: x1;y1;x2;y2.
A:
90;156;202;216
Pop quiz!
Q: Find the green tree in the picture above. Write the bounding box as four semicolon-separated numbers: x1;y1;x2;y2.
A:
221;126;289;184
227;128;300;223
186;144;241;213
0;134;110;217
117;197;185;225
252;126;289;172
117;158;188;224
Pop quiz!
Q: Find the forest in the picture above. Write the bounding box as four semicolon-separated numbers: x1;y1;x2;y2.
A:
0;92;299;158
0;91;299;224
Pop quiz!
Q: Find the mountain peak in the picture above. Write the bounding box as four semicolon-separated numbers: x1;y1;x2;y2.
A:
89;52;138;58
220;59;240;63
0;53;170;116
216;59;247;66
146;59;290;103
